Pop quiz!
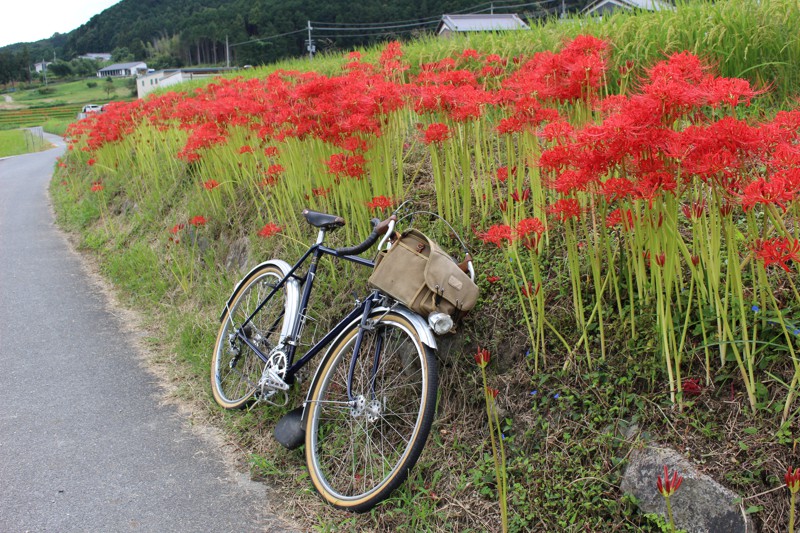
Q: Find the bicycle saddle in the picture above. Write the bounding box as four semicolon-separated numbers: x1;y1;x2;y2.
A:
302;209;346;230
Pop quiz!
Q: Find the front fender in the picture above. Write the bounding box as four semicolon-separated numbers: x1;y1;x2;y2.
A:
301;305;436;421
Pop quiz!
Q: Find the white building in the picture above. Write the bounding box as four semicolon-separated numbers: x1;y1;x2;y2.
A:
97;62;148;78
79;53;112;61
137;67;234;99
437;14;529;37
33;61;52;73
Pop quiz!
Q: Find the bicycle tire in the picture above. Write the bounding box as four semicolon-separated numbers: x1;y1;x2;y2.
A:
211;264;289;409
304;311;438;512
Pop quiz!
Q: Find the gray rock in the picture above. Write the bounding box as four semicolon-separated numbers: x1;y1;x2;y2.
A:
225;236;250;273
621;446;753;533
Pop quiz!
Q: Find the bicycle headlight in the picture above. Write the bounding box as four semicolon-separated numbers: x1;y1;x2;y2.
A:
427;312;454;335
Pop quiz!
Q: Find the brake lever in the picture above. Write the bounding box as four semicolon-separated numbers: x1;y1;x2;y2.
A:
377;218;396;251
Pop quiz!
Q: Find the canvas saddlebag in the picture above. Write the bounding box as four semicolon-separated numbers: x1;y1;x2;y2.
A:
368;229;479;318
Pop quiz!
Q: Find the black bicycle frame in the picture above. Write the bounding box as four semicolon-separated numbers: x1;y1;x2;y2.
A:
233;239;381;397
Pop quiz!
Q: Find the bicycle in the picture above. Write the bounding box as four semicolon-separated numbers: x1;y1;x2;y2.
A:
210;207;476;512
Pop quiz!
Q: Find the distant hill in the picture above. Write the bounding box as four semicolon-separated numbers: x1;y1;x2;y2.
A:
1;0;591;82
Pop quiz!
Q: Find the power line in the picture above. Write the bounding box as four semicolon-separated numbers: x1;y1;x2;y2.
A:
312;20;441;32
229;0;577;58
230;29;307;47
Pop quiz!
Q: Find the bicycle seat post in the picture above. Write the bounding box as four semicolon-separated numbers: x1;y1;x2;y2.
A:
315;229;326;245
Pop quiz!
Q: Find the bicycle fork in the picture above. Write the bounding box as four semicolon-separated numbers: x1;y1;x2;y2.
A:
346;297;387;423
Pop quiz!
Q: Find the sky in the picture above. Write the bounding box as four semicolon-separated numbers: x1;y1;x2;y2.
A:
0;0;122;48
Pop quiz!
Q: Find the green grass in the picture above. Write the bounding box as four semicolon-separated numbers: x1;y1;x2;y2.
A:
11;77;133;106
0;129;48;157
48;1;800;530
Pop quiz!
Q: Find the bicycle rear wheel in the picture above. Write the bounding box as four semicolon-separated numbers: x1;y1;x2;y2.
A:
305;311;438;512
211;265;288;409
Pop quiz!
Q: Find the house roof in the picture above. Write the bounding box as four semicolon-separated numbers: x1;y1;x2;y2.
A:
98;62;147;72
437;14;529;34
583;0;673;14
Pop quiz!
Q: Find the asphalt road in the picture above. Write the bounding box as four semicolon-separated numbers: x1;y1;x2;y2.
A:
0;136;296;532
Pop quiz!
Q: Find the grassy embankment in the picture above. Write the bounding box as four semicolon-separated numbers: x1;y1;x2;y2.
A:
0;77;134;135
0;128;49;157
50;1;800;531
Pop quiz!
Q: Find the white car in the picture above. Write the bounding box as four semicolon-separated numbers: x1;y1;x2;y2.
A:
77;104;102;119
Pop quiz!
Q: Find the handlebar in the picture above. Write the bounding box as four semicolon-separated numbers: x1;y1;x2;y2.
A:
334;215;397;257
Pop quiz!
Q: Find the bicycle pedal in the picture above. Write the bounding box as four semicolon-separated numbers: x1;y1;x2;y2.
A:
274;406;305;450
264;368;290;391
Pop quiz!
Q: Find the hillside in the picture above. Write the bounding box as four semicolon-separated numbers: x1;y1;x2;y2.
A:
51;0;800;530
1;0;591;81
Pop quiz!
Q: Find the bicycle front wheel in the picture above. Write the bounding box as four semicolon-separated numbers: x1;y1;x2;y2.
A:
211;264;288;409
305;311;438;512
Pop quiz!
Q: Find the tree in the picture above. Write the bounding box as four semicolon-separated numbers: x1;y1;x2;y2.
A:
111;47;133;62
104;76;115;97
48;60;74;77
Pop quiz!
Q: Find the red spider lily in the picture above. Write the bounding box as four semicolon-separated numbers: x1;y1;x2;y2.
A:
515;217;545;250
460;48;481;60
521;282;540;298
422;123;452;145
257;223;282;238
740;176;796;212
511;188;531;203
325;152;366;179
264;146;278;157
341;136;368;153
238;145;254;154
605;208;634;230
547;199;582;222
478;224;512;248
265;164;284;177
786;467;800;493
682;378;703;396
169;223;185;234
90;181;103;192
366;195;394;211
379;41;408;75
681;201;706;221
495;166;516;182
311;186;330;198
486;387;500;399
474;347;490;368
487;275;500;284
601;177;636;202
755;237;800;272
203;179;220;190
189;215;207;226
654;252;667;267
656;466;683;497
87;158;96;166
502;34;609;104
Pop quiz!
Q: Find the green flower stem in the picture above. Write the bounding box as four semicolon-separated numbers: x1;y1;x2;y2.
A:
479;366;508;533
665;494;676;533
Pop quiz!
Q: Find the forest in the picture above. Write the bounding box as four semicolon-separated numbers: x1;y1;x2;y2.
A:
0;0;593;84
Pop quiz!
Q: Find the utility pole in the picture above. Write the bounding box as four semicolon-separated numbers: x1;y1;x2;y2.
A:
561;0;566;18
306;21;315;60
42;58;47;86
226;35;230;67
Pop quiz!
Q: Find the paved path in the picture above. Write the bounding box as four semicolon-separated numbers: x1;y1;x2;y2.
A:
0;136;296;532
